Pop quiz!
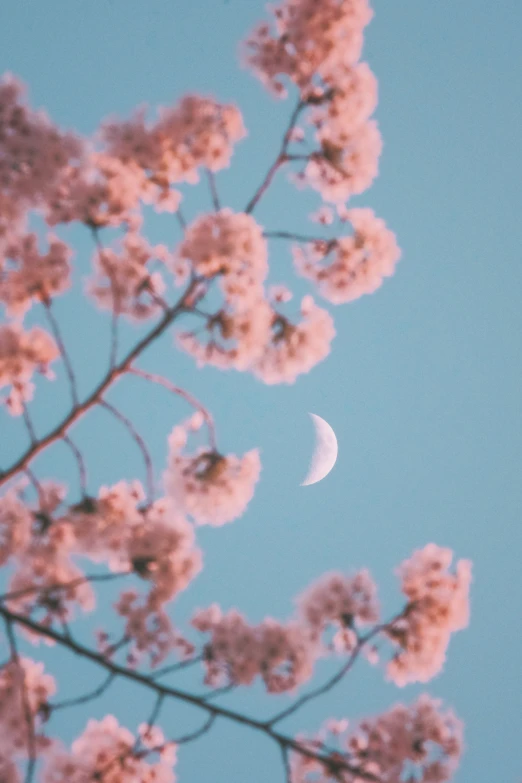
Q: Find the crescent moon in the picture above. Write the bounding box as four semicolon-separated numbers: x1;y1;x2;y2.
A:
300;413;338;486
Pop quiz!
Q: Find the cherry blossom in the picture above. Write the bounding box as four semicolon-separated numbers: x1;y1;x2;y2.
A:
0;74;82;209
0;759;21;783
68;481;145;564
165;419;261;526
0;657;56;763
385;544;472;686
7;522;95;635
124;498;203;605
293;208;401;303
45;151;150;229
177;295;274;372
42;715;176;783
0;486;32;566
252;294;336;384
115;590;195;668
300;120;382;203
297;569;379;650
242;0;373;97
307;62;378;143
0;193;27;258
87;230;169;319
192;604;317;693
291;694;463;783
0;323;58;415
0;232;72;316
174;210;268;308
101;94;246;187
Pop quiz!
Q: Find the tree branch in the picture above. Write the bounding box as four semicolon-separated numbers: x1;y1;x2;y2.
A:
50;671;115;713
266;608;411;727
0;278;201;488
61;433;88;496
42;299;79;407
206;169;221;211
245;99;305;215
129;367;217;451
99;398;155;503
0;604;378;782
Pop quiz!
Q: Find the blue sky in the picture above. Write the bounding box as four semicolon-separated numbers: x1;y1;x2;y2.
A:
1;1;521;781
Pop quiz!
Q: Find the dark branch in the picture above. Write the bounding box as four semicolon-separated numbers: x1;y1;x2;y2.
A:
99;398;155;503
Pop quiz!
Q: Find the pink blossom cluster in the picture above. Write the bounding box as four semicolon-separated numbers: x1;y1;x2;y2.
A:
0;323;58;414
114;590;195;668
101;94;246;189
87;231;170;320
45;151;152;229
177;295;274;371
0;486;32;566
43;715;176;783
7;486;96;633
123;497;203;606
243;0;381;203
0;74;82;216
385;544;472;686
192;604;317;693
0;759;20;783
165;415;261;526
297;569;379;650
173;212;334;384
308;62;378;144
191;568;381;692
174;210;268;307
67;480;145;563
291;694;463;783
67;484;203;620
252;294;336;384
0;232;72;316
0;480;202;661
0;657;56;764
301;122;382;203
293;208;401;303
0;192;26;258
178;292;335;384
0;84;245;234
242;0;373;97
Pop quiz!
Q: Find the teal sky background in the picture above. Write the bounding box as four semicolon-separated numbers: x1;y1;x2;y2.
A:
1;1;521;781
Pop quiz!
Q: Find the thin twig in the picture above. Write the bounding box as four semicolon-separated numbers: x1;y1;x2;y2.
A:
206;169;221;211
98;398;155;503
21;402;37;446
150;654;204;681
42;300;79;407
50;672;115;713
61;434;88;496
173;712;216;744
142;692;165;737
245;99;304;215
176;209;187;232
23;467;43;507
280;744;292;783
200;683;236;702
263;230;332;244
129;367;217;451
0;571;128;605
